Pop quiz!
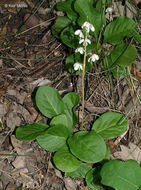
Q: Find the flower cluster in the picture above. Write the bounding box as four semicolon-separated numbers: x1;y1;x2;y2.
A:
73;21;99;71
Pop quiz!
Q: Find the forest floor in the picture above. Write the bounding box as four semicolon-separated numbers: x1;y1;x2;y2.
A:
0;0;141;189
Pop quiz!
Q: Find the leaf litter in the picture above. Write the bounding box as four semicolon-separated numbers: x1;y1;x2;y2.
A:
0;0;140;189
114;142;141;164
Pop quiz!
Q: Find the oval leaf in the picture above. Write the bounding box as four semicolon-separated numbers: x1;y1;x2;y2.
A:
63;92;80;109
56;0;77;21
36;125;70;152
50;114;73;133
104;16;137;44
63;92;80;127
101;160;141;190
92;112;128;139
16;123;49;141
35;86;64;118
68;131;106;163
110;43;137;67
65;163;91;178
60;25;78;48
86;167;102;189
74;0;102;35
53;145;82;172
53;16;72;33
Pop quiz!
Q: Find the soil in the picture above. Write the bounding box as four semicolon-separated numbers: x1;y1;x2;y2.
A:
0;0;141;190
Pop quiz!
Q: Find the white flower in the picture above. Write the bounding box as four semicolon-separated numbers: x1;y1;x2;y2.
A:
106;7;113;13
82;21;95;33
79;39;91;46
75;47;85;54
74;62;83;71
88;54;99;62
74;29;84;38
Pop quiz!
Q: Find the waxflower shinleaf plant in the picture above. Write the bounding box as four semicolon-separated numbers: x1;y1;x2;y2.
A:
16;86;141;190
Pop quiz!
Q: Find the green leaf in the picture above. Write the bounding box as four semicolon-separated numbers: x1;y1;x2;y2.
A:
16;123;49;141
53;16;72;33
50;114;73;133
101;145;110;163
36;125;70;152
63;92;80;109
63;92;80;127
35;86;64;118
92;112;128;140
60;25;78;48
65;163;91;178
74;0;102;35
110;43;137;67
68;131;106;163
86;167;102;189
104;16;137;44
103;44;135;79
53;145;82;172
101;160;141;190
133;32;141;44
56;0;77;21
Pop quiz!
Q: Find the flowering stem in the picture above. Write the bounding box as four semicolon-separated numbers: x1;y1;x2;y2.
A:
81;31;88;131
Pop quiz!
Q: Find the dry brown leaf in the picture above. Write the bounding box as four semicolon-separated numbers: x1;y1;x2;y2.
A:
0;59;3;67
85;101;111;114
0;24;7;45
5;183;17;190
24;13;39;29
131;0;138;5
12;156;26;169
114;142;141;164
131;63;141;82
64;177;78;190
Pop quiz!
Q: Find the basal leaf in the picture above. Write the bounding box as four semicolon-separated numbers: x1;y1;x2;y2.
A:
63;92;80;127
53;16;72;33
56;0;77;21
50;114;73;133
133;32;141;44
103;44;135;79
65;163;91;178
86;167;102;189
16;123;49;141
101;160;141;190
74;0;102;35
36;125;70;152
104;16;137;44
68;131;106;163
53;145;82;172
101;145;110;163
92;112;128;140
63;92;80;109
35;86;64;118
60;25;79;48
110;43;137;67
